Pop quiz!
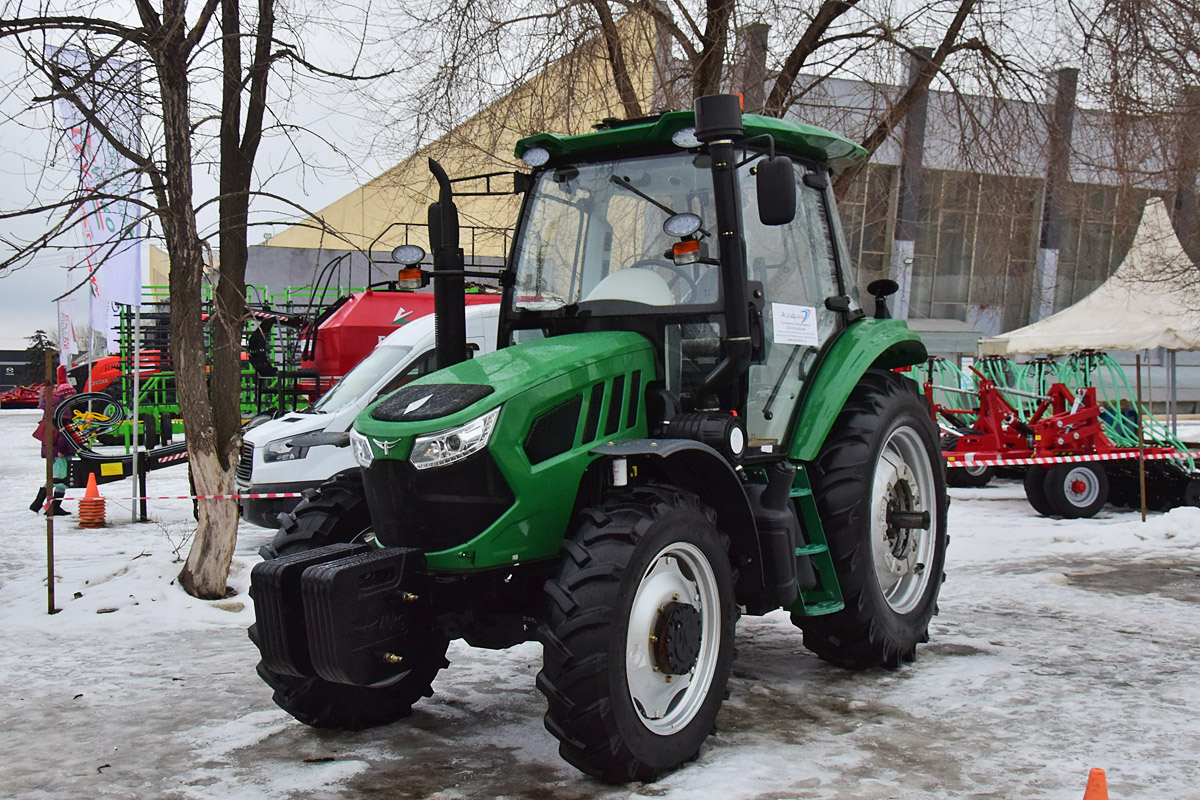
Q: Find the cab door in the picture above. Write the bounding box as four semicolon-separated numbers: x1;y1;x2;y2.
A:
740;163;857;453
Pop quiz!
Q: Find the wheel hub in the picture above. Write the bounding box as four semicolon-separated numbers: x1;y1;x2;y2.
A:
651;601;703;675
871;426;938;614
1070;479;1088;495
885;480;916;560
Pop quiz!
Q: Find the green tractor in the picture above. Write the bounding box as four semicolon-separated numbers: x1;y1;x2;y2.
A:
249;95;947;782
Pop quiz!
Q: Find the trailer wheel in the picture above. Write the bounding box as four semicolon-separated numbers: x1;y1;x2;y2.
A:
1043;463;1108;518
538;484;736;783
260;474;374;560
251;474;449;730
942;430;994;488
796;369;947;670
1182;479;1200;508
1023;465;1058;516
947;462;995;488
1107;466;1139;509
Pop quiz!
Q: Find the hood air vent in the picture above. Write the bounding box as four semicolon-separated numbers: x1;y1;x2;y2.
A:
371;383;495;422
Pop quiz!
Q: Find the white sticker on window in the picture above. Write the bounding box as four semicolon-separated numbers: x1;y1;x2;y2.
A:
772;303;819;346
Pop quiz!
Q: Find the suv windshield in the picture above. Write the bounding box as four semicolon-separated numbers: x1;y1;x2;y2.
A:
511;153;719;313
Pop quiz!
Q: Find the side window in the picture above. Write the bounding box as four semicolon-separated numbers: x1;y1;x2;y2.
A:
742;164;845;448
370;350;436;403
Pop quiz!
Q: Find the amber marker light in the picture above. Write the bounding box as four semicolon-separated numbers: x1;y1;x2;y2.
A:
673;239;701;265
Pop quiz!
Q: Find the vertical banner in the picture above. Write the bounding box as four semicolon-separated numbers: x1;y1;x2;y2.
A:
57;298;79;364
50;48;143;355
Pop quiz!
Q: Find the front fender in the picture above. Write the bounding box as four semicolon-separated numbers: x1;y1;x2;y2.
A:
589;439;764;596
788;319;927;462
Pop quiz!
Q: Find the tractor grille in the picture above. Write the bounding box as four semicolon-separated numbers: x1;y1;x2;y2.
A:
362;452;513;553
236;440;254;484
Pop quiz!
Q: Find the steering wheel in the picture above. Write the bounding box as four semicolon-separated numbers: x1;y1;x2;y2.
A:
626;258;697;299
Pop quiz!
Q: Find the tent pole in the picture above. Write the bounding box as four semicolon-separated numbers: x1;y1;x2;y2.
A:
1168;349;1177;437
1137;353;1146;523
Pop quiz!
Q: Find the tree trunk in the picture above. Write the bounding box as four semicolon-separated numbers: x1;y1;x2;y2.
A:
178;450;240;597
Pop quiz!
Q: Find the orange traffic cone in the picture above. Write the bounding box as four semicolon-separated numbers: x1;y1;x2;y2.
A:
78;472;106;529
1082;768;1108;800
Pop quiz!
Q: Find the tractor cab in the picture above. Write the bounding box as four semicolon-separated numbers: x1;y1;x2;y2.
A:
504;109;863;455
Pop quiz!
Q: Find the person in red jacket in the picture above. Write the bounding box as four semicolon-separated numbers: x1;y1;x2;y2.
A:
30;375;77;516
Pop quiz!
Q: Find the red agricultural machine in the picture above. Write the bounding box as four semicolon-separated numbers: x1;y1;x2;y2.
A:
923;358;1200;517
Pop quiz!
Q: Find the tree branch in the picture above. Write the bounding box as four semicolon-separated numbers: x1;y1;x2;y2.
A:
764;0;861;116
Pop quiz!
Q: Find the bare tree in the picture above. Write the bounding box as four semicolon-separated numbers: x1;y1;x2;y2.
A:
0;0;400;599
1072;0;1200;264
395;0;1052;195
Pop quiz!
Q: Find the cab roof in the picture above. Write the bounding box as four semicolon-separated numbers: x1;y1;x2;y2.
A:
515;110;867;174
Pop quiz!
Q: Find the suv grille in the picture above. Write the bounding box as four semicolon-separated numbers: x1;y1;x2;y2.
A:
236;440;254;484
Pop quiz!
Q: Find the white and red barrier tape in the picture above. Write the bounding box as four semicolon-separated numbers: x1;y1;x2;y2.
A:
53;492;305;502
945;451;1200;468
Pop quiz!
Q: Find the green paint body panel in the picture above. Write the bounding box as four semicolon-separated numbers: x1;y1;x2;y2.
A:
515;111;868;174
354;332;657;571
787;318;927;463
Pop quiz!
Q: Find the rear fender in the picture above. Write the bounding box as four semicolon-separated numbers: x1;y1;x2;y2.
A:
788;319;927;462
588;439;764;598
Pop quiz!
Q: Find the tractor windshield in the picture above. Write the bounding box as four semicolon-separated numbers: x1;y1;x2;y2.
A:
511;153;719;313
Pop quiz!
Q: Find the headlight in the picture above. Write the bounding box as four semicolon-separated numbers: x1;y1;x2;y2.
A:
349;429;374;468
409;407;500;470
263;436;309;463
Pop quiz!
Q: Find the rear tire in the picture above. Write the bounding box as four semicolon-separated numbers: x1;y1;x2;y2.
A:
251;473;448;729
537;484;736;783
796;369;948;670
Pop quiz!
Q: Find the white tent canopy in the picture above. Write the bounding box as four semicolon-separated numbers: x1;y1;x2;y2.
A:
981;198;1200;356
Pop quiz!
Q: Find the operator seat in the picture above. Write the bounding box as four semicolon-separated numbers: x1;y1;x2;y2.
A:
583;268;676;306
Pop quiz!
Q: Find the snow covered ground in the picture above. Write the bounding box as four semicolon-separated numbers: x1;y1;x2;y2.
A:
2;408;1199;799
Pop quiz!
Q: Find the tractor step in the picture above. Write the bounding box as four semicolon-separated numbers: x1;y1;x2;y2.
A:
786;466;844;617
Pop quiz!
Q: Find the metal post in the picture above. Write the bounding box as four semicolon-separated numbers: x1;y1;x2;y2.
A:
1168;349;1178;437
1136;353;1146;522
131;301;141;523
43;349;57;614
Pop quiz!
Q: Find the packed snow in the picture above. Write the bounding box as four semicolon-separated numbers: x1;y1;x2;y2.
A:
2;408;1199;799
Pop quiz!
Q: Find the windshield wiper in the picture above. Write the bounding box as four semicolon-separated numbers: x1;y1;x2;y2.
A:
609;175;712;238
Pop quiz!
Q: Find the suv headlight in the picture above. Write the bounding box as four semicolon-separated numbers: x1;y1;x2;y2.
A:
349;429;374;468
409;407;500;470
264;436;309;463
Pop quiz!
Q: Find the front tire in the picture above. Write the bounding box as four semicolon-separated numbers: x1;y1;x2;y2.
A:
537;484;736;783
251;474;448;729
796;369;948;669
261;473;374;559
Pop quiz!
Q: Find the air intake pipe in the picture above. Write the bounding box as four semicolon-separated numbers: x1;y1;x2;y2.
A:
429;159;468;370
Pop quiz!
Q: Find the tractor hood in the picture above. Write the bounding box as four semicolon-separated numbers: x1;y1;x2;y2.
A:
352;331;654;462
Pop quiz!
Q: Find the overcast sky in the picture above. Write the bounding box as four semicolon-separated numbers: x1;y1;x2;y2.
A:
0;25;404;351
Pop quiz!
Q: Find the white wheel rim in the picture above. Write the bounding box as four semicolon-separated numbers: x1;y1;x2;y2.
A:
625;541;720;735
1062;467;1100;508
965;464;988;477
871;425;938;614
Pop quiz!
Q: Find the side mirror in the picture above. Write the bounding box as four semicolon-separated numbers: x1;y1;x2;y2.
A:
756;156;796;226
